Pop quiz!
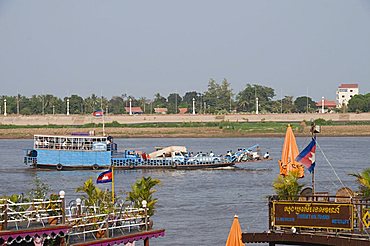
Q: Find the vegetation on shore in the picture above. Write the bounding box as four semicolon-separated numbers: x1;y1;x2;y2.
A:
1;118;370;129
1;119;370;138
1;80;368;116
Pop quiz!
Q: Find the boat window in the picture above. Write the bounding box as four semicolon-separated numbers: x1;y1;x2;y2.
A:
32;135;108;151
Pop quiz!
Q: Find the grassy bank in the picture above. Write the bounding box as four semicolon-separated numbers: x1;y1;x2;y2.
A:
1;118;370;130
1;120;370;139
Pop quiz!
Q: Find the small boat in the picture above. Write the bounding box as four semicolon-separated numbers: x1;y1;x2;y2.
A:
24;134;235;170
232;144;273;164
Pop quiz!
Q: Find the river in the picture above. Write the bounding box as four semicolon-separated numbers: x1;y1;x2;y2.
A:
0;137;369;245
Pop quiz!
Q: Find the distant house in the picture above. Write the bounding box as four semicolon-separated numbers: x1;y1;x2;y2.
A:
154;108;168;114
316;99;337;113
124;107;143;114
178;108;188;114
336;83;359;108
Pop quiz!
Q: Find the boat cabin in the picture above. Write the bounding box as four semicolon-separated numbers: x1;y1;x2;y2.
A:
33;135;115;151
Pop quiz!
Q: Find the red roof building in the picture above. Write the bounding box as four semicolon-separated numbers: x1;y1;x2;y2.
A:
316;99;337;108
338;83;359;88
178;108;188;114
336;83;360;108
154;108;168;114
124;107;143;114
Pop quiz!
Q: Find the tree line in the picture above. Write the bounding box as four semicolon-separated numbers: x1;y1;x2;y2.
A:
0;79;338;115
347;93;370;113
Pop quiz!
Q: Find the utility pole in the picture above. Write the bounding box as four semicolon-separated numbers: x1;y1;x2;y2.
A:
42;95;45;115
280;89;283;114
192;98;195;115
175;94;177;114
4;98;7;116
321;97;325;114
67;98;70;115
229;92;232;113
129;98;132;115
256;97;259;115
17;93;20;115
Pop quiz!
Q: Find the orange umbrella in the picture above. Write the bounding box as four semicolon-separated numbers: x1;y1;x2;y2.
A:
226;215;244;246
278;125;304;178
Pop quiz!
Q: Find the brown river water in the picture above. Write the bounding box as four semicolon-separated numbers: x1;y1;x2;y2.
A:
0;137;369;245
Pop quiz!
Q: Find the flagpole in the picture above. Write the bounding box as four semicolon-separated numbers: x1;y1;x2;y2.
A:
102;113;105;136
111;164;115;204
100;95;105;136
312;160;315;197
310;123;316;198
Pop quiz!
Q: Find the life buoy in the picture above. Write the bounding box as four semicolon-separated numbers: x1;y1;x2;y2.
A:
129;163;134;169
92;164;99;170
172;163;177;168
56;164;63;171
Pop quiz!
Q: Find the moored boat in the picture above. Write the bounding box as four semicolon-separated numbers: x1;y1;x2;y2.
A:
24;134;236;170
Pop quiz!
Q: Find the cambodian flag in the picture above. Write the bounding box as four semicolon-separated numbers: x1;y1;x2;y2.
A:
93;110;103;117
97;170;112;183
296;137;316;173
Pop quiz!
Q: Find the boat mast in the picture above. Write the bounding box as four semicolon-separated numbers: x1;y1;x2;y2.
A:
101;95;105;136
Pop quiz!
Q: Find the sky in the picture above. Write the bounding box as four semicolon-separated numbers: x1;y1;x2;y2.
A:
0;0;369;101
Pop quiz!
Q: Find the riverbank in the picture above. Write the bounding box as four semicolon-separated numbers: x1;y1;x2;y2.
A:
1;124;370;139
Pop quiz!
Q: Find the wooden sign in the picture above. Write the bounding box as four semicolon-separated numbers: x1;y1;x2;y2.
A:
273;201;354;230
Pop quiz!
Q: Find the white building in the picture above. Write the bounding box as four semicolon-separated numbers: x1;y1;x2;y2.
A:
336;83;359;108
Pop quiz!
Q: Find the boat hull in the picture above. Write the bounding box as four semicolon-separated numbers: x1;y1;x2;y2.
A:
31;162;235;170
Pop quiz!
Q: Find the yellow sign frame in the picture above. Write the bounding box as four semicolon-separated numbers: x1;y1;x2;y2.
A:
272;201;354;230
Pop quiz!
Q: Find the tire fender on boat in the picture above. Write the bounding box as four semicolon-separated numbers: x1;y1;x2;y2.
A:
92;164;99;170
172;163;177;168
129;163;134;169
56;164;63;171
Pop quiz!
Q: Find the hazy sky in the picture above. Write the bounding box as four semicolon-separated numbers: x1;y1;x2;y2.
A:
0;0;369;101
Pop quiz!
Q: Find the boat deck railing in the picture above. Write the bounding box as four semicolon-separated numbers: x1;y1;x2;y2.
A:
0;198;63;230
66;205;148;244
32;135;112;152
111;156;234;167
1;194;152;244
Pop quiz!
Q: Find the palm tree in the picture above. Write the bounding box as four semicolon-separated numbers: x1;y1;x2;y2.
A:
76;178;112;213
349;168;370;198
273;171;304;200
126;177;161;217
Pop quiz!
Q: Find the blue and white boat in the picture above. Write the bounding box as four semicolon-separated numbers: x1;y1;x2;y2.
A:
24;134;236;170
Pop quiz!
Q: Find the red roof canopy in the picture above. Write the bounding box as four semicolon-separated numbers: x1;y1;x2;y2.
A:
154;108;168;113
178;108;188;114
338;83;358;88
124;107;143;113
316;99;337;108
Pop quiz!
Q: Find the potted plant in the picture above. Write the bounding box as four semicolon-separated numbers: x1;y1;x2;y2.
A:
349;168;370;199
46;193;60;225
76;178;113;238
126;176;161;229
28;177;51;201
273;171;304;201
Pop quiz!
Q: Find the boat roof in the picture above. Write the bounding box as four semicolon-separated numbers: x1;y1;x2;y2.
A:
34;134;107;139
